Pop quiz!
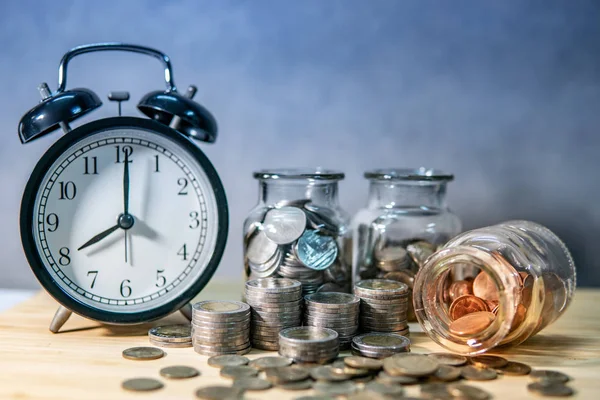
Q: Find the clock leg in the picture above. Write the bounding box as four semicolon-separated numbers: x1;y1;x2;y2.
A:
179;303;193;321
49;306;72;333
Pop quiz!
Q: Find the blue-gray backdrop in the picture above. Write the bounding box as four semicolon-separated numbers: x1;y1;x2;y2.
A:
1;0;598;288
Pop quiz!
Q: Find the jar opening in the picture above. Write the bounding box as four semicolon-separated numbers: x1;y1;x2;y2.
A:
254;168;344;181
364;168;453;182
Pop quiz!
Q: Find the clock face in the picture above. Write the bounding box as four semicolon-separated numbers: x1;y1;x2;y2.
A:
22;118;227;320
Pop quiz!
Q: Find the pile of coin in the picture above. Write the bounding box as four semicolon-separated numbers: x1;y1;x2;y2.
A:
244;278;303;351
148;324;192;348
278;326;339;364
354;279;410;335
244;201;349;296
351;332;411;358
304;292;360;349
191;300;251;356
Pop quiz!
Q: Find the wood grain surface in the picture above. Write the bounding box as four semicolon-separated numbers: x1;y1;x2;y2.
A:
0;281;598;400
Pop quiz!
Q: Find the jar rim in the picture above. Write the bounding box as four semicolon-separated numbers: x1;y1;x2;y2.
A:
253;168;345;181
364;168;454;182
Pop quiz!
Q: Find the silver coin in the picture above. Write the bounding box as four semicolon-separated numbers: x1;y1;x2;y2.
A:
149;339;192;348
249;356;293;370
193;345;252;356
246;229;279;264
295;230;339;271
247;249;283;276
249;301;303;312
305;292;360;308
252;341;280;351
159;365;200;379
279;326;339;345
354;279;409;296
303;208;339;237
360;314;408;324
207;355;250;368
148;324;192;343
193;300;250;316
313;381;358;397
193;341;251;351
263;206;307;245
245;292;302;303
352;333;411;351
193;336;250;347
245;277;303;292
232;377;272;391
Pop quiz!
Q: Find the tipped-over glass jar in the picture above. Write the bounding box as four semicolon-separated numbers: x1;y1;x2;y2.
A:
351;168;462;320
243;169;351;296
413;220;576;355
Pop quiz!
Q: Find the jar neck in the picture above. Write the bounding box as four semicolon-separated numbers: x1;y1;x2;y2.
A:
367;181;448;209
413;246;540;355
258;179;340;207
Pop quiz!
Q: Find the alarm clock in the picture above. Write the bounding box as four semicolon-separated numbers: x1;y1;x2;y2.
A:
18;43;228;333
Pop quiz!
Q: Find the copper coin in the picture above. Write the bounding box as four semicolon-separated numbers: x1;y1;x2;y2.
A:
461;365;497;381
449;311;495;336
472;272;499;303
509;303;528;332
449;295;489;320
496;361;531;376
469;355;508;369
428;353;468;367
529;370;570;383
448;280;473;302
527;381;574;397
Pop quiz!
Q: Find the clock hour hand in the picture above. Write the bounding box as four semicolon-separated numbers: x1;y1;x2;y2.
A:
77;224;120;251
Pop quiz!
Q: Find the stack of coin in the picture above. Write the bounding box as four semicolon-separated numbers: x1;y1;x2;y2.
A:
148;324;192;348
191;300;251;356
244;278;303;351
278;251;325;296
374;245;412;272
351;332;411;358
354;279;409;335
304;292;360;349
278;326;339;364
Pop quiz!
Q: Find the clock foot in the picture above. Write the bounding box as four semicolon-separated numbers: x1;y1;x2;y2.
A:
180;303;193;321
49;306;72;333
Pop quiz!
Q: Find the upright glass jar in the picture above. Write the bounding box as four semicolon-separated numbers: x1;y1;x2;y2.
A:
413;220;576;355
244;169;352;295
351;168;462;320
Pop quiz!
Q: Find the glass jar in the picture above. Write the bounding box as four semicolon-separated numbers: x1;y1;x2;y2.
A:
413;220;576;355
351;168;462;320
243;169;352;296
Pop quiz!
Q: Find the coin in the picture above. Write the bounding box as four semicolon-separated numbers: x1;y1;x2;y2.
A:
448;383;491;400
279;326;339;344
448;280;474;302
376;371;418;385
220;365;259;379
449;295;489;320
364;381;405;396
529;370;570;383
295;230;339;270
310;366;350;382
352;333;411;352
433;365;462;382
159;365;199;379
246;230;279;264
427;352;468;366
265;366;310;383
121;377;163;392
207;355;250;368
193;300;250;316
249;356;293;370
420;382;453;398
313;381;358;396
449;311;495;336
276;379;314;391
232;377;272;391
383;354;439;377
496;361;532;376
122;347;164;361
148;324;192;342
469;354;508;369
472;272;499;303
527;381;574;397
148;339;192;348
354;279;409;297
305;292;360;308
461;365;498;381
344;356;383;370
263;206;307;245
406;240;436;267
195;385;244;400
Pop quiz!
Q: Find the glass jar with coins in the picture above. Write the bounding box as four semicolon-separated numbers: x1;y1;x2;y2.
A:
244;169;352;295
351;168;462;320
413;220;576;355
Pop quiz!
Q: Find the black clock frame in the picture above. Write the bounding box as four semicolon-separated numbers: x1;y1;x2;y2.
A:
20;117;229;324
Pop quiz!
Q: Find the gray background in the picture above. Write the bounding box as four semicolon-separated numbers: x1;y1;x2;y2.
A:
1;0;598;289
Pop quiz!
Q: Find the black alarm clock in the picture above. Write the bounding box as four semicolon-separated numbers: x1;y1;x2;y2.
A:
18;43;228;332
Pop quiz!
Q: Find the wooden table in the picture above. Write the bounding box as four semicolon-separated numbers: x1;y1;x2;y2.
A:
0;281;598;400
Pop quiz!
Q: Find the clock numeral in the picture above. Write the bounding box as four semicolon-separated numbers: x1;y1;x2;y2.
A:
58;181;77;200
87;271;98;288
189;211;200;229
46;213;59;232
154;155;160;172
177;244;188;261
156;269;166;287
58;247;71;266
120;279;132;298
83;156;98;175
177;178;188;195
115;145;133;163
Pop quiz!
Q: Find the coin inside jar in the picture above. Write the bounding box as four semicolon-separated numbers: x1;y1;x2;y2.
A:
472;271;499;303
263;206;307;245
449;311;496;336
448;280;474;302
449;295;489;320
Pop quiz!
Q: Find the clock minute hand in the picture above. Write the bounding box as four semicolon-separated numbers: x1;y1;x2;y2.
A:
77;224;120;251
123;151;130;215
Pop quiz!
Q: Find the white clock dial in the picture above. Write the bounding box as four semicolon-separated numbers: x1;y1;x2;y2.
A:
32;127;220;313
